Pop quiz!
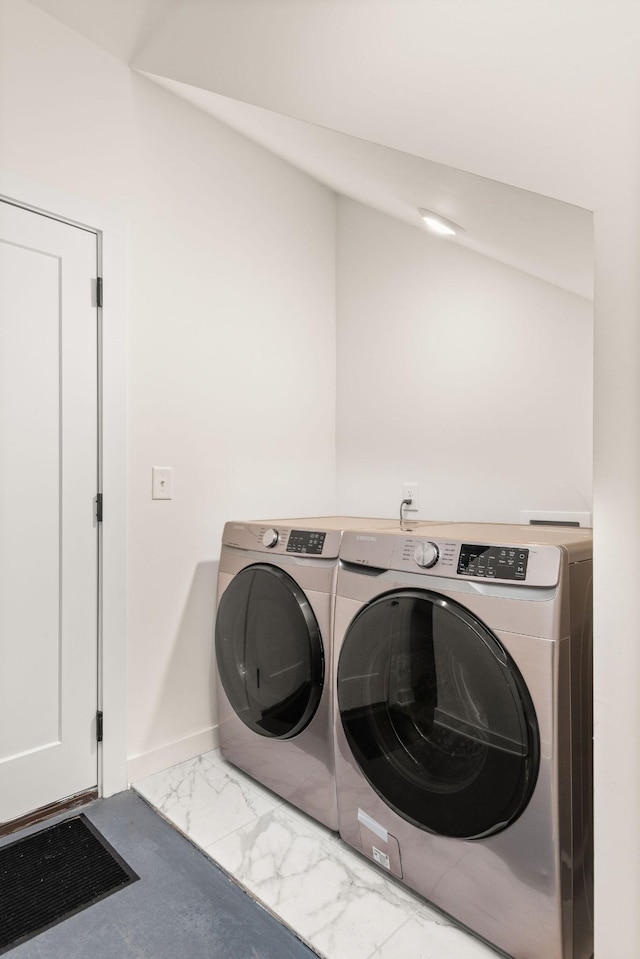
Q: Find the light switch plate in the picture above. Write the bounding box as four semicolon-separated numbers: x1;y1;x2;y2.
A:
152;467;173;500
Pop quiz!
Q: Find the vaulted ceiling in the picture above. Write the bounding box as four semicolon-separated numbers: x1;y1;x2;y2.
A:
28;0;598;297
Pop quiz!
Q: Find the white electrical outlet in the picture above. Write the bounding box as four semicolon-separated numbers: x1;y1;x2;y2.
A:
152;466;173;500
402;481;419;511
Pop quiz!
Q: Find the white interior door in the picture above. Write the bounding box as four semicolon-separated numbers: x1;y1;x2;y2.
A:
0;199;99;823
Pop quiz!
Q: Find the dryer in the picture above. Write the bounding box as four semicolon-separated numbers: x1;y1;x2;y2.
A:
214;516;443;831
333;523;593;959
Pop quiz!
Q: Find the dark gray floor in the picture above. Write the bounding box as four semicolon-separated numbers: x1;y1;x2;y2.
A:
2;790;319;959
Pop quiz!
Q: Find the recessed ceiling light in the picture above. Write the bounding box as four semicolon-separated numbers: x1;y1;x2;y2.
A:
418;208;464;237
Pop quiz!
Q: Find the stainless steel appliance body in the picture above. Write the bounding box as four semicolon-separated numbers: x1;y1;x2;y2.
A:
215;517;442;830
333;523;593;959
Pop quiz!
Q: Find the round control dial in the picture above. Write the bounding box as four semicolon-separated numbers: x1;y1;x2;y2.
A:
262;528;279;548
414;541;439;569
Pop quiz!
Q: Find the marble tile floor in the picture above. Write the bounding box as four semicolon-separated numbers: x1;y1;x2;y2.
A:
133;749;503;959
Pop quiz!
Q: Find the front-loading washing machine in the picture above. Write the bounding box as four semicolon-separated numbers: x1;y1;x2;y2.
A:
214;516;444;831
334;523;593;959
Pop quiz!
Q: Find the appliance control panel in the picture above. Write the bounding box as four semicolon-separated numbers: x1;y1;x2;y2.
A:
457;544;529;581
286;529;327;554
387;536;561;587
222;522;340;558
260;526;330;555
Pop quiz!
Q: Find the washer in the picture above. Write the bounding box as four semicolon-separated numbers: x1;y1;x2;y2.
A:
334;523;593;959
214;516;444;830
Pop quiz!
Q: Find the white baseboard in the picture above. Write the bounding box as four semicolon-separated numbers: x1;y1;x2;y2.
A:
127;725;220;785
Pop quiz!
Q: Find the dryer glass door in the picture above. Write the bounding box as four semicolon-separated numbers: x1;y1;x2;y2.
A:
215;564;324;739
338;589;539;838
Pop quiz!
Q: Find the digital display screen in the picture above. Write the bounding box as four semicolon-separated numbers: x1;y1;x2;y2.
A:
457;544;529;581
286;530;326;555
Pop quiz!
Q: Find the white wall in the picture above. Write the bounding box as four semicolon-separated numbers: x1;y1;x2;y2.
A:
336;199;593;523
0;0;337;778
125;78;336;775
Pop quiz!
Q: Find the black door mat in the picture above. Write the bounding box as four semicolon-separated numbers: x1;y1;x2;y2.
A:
0;813;139;954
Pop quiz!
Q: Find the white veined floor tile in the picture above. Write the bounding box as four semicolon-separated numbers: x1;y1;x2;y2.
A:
204;803;423;959
369;910;504;959
207;748;342;844
133;750;279;849
135;750;513;959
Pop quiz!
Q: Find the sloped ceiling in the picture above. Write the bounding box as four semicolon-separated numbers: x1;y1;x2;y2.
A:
28;0;595;297
24;0;179;62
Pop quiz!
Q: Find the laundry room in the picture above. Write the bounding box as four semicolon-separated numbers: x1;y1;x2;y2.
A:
1;2;639;958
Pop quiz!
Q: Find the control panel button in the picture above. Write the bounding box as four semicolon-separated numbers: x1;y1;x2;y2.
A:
286;530;326;554
414;541;440;569
458;543;529;580
262;528;279;548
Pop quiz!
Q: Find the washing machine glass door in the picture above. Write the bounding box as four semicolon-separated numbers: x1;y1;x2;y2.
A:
338;589;539;839
215;564;324;739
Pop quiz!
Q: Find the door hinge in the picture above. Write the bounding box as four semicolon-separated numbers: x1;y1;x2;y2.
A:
95;493;103;523
96;710;104;743
96;277;103;308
